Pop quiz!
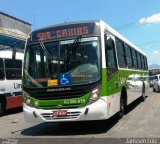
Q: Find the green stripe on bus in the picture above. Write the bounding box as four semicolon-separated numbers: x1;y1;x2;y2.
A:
30;92;90;109
100;68;148;96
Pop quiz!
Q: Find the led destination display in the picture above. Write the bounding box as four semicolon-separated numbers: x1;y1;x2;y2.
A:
30;23;96;42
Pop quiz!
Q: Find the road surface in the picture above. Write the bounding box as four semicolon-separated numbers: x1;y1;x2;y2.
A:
0;88;160;144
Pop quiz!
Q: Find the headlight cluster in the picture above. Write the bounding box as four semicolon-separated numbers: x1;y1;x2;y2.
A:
23;91;33;107
88;86;100;104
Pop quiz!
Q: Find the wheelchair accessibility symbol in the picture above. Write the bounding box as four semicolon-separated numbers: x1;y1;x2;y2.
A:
59;74;71;86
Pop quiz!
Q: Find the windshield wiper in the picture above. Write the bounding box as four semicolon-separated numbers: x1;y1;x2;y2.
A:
65;35;82;60
40;41;52;59
72;35;82;48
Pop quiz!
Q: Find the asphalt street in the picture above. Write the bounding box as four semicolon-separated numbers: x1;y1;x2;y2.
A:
0;88;160;144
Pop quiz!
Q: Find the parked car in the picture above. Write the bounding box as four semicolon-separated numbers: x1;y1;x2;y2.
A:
153;74;160;92
149;76;155;87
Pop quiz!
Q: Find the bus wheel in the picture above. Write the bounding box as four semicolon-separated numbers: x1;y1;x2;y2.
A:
117;97;125;119
158;86;160;93
141;84;145;102
0;98;5;117
153;87;156;92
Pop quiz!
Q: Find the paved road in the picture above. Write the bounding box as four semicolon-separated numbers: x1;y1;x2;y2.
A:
0;88;160;143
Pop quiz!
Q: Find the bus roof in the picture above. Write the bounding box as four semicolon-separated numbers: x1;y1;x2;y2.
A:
33;20;99;31
102;21;146;56
32;20;146;56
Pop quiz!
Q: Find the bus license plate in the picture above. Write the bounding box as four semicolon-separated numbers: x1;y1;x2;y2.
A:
53;110;67;117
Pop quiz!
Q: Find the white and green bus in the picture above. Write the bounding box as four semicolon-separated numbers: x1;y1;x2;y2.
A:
23;20;149;123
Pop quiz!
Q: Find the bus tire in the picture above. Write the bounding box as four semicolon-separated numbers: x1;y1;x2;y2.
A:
158;86;160;93
0;98;5;117
153;88;156;92
117;88;127;119
141;84;145;102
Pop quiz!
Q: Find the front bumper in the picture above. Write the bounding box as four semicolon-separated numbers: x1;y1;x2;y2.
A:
23;98;108;123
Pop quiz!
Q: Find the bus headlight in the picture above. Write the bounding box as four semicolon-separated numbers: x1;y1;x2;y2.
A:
90;92;99;101
23;91;33;107
88;86;100;104
26;99;31;105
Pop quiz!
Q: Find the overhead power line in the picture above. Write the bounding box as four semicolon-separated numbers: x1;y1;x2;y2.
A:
139;41;160;46
114;22;148;30
113;19;160;30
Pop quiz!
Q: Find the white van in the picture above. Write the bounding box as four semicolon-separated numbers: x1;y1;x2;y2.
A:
153;74;160;92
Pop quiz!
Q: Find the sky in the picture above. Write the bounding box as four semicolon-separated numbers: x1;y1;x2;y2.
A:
1;0;160;66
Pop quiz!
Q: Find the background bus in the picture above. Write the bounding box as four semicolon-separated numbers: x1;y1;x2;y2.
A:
0;58;22;116
23;20;149;123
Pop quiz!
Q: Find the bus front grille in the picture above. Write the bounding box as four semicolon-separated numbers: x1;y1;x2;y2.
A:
32;90;89;100
41;111;81;120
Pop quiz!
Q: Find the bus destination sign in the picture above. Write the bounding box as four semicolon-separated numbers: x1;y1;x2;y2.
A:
31;23;96;42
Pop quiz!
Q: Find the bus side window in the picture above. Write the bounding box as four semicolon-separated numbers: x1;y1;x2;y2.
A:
144;56;148;70
125;44;133;68
132;49;138;69
0;59;4;80
105;33;118;80
137;52;142;69
5;59;22;80
115;38;127;68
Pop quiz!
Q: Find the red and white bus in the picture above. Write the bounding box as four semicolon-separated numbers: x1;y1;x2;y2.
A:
0;58;22;116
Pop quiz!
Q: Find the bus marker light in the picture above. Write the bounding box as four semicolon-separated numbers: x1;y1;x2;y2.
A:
91;93;98;101
26;99;31;105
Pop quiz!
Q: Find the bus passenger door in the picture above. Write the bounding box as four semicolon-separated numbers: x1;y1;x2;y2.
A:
105;33;118;80
104;32;119;117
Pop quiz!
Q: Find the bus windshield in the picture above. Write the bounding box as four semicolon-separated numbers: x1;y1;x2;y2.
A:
24;37;100;88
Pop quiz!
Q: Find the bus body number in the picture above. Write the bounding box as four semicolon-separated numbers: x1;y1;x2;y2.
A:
64;99;86;105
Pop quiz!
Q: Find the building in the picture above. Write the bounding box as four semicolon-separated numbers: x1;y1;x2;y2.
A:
149;69;160;76
0;12;31;59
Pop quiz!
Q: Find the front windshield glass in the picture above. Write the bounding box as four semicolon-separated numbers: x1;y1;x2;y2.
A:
24;37;100;88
